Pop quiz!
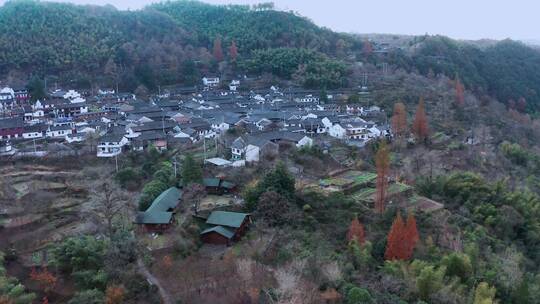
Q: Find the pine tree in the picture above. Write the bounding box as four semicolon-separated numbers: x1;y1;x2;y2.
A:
375;141;390;213
391;102;407;138
412;97;429;143
181;153;203;185
229;40;238;62
455;76;465;107
213;36;224;62
346;216;365;245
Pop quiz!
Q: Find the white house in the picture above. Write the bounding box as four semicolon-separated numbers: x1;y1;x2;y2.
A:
229;79;240;91
202;77;220;87
22;125;47;139
46;125;74;138
328;124;347;139
97;133;128;157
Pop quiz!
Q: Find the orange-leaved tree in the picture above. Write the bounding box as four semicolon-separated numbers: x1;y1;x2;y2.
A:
106;285;126;304
29;267;57;293
346;216;365;245
229;40;238;62
391;102;408;139
412;97;429;143
455;76;465;107
213;36;224;62
405;211;419;258
375;141;390;213
385;212;407;260
385;212;419;260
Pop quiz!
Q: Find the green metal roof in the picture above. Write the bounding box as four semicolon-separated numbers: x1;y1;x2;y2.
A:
206;211;249;228
221;181;236;189
203;178;221;187
146;187;183;213
200;225;235;239
203;178;236;189
134;211;173;224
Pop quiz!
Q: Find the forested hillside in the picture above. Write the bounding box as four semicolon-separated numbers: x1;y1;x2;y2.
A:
2;0;540;111
395;36;540;112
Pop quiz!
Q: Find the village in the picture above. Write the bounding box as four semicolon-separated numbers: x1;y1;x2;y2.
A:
0;75;411;302
0;76;390;160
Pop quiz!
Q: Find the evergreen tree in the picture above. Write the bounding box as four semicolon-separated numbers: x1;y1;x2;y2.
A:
473;282;497;304
181;153;202;185
27;76;46;101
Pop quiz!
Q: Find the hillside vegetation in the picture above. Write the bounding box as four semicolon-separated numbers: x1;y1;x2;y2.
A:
2;0;540;113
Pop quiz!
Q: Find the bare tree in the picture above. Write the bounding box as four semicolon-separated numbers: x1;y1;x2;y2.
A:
93;183;128;238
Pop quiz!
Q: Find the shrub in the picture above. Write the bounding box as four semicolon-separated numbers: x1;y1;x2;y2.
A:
346;287;374;304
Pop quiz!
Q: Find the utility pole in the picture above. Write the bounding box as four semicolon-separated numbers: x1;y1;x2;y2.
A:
33;138;36;153
203;135;207;161
172;156;178;177
115;154;118;173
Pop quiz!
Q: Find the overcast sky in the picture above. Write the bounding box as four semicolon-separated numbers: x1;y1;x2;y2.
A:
2;0;539;41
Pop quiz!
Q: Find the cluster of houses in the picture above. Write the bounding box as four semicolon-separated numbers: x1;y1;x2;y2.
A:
0;77;390;159
135;179;249;245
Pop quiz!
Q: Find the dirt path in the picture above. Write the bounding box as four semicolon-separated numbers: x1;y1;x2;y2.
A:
137;258;173;304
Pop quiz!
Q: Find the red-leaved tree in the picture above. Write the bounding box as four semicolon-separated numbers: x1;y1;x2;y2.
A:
362;40;373;57
29;267;57;293
385;212;406;260
405;211;419;257
229;40;238;62
412;97;429;143
106;285;126;304
385;212;419;260
213;37;224;62
375;141;390;213
391;102;407;139
346;217;365;245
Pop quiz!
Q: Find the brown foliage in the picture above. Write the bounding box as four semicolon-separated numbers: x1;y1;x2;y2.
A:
213;37;224;62
391;102;407;138
375;141;390;213
105;285;125;304
455;77;465;107
229;40;238;61
0;297;12;304
412;97;429;142
346;217;365;245
255;191;292;226
29;267;57;292
362;40;373;57
162;255;173;268
384;212;419;260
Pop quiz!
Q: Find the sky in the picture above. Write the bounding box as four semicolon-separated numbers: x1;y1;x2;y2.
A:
1;0;539;41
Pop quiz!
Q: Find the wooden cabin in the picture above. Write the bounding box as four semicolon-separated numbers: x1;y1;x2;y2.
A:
200;211;251;245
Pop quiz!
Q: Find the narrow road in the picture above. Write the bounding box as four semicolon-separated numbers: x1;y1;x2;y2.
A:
137;258;173;304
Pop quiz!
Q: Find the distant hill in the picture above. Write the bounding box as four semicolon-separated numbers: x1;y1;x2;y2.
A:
2;0;540;111
391;35;540;111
